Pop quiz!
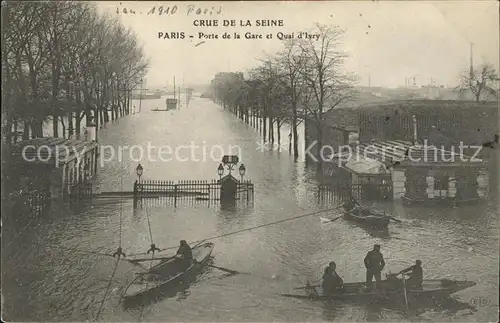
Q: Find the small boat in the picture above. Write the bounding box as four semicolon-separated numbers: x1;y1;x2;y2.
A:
343;201;391;229
122;242;214;299
281;278;476;302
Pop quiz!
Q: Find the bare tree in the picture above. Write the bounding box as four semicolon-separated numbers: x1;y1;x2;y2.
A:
2;2;149;141
298;23;357;172
457;63;499;102
275;40;308;159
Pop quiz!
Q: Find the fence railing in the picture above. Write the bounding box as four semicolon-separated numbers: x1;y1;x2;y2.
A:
318;182;393;205
68;182;93;200
133;179;254;207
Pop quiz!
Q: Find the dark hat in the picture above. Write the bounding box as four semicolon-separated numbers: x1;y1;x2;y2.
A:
374;244;381;248
180;240;187;244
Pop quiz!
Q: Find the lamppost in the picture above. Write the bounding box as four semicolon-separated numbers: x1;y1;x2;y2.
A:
136;163;143;182
217;163;224;180
239;164;246;182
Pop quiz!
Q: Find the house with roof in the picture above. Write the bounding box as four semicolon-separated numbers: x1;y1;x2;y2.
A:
308;99;497;204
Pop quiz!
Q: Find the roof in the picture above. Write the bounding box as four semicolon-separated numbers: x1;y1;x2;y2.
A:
356;140;486;167
12;137;98;167
344;157;388;175
355;99;498;111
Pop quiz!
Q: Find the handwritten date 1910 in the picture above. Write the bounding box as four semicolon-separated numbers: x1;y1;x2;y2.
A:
115;3;222;16
115;3;177;15
147;5;177;15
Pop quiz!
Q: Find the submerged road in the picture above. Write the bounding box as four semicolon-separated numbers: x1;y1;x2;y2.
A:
2;95;499;321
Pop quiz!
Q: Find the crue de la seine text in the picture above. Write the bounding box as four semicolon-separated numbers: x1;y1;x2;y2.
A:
192;20;284;27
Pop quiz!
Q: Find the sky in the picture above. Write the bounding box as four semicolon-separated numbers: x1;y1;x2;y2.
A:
97;1;499;88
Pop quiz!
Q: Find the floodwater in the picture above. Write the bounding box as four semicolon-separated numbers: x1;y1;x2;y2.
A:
2;95;499;322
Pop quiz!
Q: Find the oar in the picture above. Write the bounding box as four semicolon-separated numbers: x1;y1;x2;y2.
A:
294;284;321;290
128;255;177;263
388;216;402;223
204;263;247;275
401;273;410;313
324;215;343;223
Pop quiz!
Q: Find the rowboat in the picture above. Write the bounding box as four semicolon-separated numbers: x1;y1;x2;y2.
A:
281;279;476;302
122;242;214;300
343;203;391;229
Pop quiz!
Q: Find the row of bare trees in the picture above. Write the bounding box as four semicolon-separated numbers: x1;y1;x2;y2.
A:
210;24;358;166
1;1;149;146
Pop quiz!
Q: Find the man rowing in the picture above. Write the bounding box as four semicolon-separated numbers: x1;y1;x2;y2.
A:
396;260;423;288
364;244;385;291
343;197;359;211
176;240;193;269
322;261;344;294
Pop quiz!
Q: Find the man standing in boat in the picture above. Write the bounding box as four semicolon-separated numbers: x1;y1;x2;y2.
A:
176;240;193;269
364;244;385;291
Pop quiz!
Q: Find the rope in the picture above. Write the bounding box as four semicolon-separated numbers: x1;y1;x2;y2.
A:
145;207;154;246
127;206;339;257
93;173;127;321
137;252;156;322
119;176;123;247
94;257;121;321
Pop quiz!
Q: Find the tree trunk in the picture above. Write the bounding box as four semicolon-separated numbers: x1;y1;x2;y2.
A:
67;112;73;139
51;61;60;137
292;102;299;160
317;120;324;175
269;117;274;144
262;114;267;142
277;120;281;150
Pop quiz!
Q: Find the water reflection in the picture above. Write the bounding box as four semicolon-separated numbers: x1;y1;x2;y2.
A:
4;98;498;322
122;276;192;310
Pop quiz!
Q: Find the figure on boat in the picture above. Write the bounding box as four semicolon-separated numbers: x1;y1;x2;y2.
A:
343;197;360;212
176;240;193;269
364;244;385;291
394;260;423;288
322;261;344;294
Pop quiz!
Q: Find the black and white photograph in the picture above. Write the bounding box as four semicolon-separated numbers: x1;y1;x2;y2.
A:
1;1;499;321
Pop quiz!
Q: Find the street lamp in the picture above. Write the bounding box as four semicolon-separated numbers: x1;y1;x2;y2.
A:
217;163;224;179
239;164;246;182
136;163;143;182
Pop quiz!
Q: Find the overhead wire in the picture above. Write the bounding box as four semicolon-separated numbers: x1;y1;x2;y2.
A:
93;174;126;321
127;206;341;257
137;203;157;322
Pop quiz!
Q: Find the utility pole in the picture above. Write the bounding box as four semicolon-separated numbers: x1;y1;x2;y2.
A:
139;78;143;113
368;75;371;87
469;42;474;78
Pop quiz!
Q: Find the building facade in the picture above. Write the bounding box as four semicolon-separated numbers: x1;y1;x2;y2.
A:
11;138;99;200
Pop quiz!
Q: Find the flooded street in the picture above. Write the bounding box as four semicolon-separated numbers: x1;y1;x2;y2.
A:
2;96;498;322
